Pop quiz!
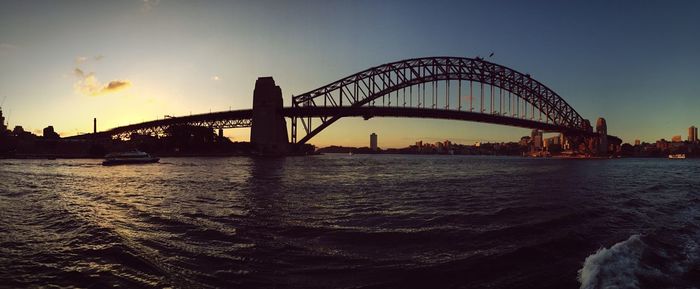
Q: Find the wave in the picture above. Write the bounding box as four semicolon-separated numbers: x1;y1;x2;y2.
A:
578;232;700;289
578;234;645;289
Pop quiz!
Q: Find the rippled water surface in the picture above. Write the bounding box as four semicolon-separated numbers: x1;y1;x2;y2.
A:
1;155;699;288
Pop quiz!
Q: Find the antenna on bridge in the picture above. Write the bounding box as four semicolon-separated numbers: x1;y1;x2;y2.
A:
488;52;495;58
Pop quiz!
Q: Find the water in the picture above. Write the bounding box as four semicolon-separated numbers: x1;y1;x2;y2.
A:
0;155;698;289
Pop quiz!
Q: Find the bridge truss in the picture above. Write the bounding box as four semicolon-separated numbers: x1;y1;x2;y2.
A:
291;56;591;144
94;110;252;140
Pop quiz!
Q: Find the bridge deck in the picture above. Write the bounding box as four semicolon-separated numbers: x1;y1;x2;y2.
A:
73;106;605;141
282;107;580;134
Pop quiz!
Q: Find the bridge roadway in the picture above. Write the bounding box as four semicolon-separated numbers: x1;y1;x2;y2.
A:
87;106;604;140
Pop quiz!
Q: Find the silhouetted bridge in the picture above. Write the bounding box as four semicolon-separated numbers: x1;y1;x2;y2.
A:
80;57;619;154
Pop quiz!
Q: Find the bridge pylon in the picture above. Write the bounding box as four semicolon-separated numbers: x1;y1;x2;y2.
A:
250;77;289;156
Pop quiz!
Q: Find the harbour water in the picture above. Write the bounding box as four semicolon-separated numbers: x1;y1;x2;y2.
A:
1;155;698;288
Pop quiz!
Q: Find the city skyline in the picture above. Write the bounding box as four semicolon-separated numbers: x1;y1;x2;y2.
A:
1;1;699;147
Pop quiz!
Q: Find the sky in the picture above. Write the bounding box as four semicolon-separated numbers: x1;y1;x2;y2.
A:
0;0;698;148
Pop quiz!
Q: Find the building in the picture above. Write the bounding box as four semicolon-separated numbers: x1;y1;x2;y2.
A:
370;133;378;151
435;141;444;152
596;118;608;154
634;139;640;146
42;126;60;139
443;140;452;151
671;135;682;143
531;129;543;151
544;134;562;152
0;107;5;135
519;136;531;147
689;126;698;143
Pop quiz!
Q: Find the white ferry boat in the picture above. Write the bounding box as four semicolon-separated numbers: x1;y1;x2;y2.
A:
668;154;686;159
102;150;160;166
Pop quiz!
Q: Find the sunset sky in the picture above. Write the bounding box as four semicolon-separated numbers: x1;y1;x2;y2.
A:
1;0;699;147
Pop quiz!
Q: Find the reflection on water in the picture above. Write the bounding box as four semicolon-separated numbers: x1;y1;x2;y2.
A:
1;155;698;288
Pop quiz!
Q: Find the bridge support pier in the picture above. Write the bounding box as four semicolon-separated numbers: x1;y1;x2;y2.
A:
250;77;289;156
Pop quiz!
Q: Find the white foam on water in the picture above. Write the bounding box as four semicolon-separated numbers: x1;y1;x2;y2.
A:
578;234;645;289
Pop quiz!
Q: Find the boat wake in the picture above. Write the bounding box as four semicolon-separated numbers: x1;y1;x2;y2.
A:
578;233;700;289
578;234;645;289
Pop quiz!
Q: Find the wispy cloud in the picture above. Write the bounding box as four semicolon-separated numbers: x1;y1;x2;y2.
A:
73;57;132;96
0;43;18;56
75;56;88;64
104;80;131;91
75;55;104;64
142;0;160;12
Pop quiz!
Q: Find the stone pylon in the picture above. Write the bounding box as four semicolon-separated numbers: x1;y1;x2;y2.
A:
250;77;289;156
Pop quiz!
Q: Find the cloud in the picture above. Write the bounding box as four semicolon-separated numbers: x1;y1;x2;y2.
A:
75;56;88;64
212;75;221;81
104;80;131;91
74;68;85;77
142;0;160;12
73;55;131;96
0;43;18;56
75;55;104;64
74;74;132;96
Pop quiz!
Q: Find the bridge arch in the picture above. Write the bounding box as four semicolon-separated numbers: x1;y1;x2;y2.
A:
291;57;590;144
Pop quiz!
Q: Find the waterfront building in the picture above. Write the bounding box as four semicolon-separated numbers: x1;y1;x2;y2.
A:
42;126;59;139
688;126;698;143
596;118;608;154
0;108;5;136
519;136;531;147
435;141;444;153
370;133;378;151
531;129;543;151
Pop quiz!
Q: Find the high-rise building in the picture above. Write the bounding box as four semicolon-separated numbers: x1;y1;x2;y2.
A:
688;126;698;142
634;139;640;146
531;129;543;150
596;118;608;154
671;135;682;143
443;140;452;151
370;133;378;151
0;107;5;132
595;118;607;135
435;141;445;152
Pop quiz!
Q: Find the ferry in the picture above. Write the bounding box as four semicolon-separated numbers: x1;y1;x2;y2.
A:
102;150;160;166
668;154;686;159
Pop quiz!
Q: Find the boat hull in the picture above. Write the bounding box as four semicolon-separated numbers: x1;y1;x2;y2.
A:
102;158;160;166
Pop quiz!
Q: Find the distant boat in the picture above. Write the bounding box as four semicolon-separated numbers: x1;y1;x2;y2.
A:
668;154;686;159
102;150;159;166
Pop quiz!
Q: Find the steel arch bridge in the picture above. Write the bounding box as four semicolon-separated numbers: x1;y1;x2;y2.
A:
290;56;591;144
79;56;602;146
